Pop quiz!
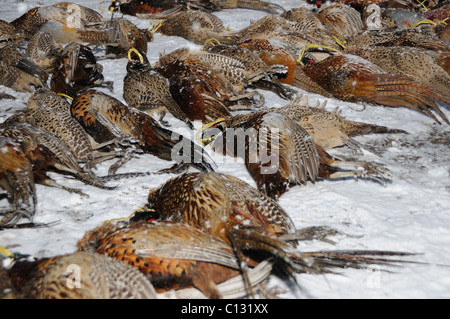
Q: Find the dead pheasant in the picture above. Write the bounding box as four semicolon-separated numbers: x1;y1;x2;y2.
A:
156;11;238;45
0;136;36;227
315;3;365;41
27;87;73;114
110;0;285;16
301;54;450;124
0;19;25;48
8;104;120;170
11;3;104;39
200;111;392;198
25;32;63;73
123;51;194;129
237;14;339;51
138;171;416;291
12;3;151;61
105;18;152;61
348;28;450;53
5;251;158;299
145;172;297;241
238;39;335;98
154;48;234;123
0;122;114;198
50;43;113;97
10;7;47;39
203;42;294;99
270;94;407;150
0;44;45;93
345;45;450;98
70;89;215;174
78;220;267;298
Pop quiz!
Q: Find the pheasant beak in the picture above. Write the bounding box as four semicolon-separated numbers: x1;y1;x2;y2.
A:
57;93;73;101
127;48;145;64
195;118;225;146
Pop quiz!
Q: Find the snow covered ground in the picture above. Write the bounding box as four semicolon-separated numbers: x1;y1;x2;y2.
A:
1;0;449;299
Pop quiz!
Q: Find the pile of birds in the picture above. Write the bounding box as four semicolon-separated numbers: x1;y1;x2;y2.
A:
0;0;448;299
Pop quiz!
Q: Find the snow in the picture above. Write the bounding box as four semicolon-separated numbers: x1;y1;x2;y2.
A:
1;0;450;299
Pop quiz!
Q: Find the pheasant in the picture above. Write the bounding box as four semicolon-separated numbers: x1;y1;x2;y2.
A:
269;94;407;151
301;53;450;124
138;171;416;289
200;111;392;198
144;172;296;240
123;52;194;129
78;220;268;298
306;0;408;11
4;251;158;299
10;7;47;39
345;45;450;97
156;11;237;45
315;3;365;41
154;48;234;123
136;172;305;295
110;0;285;16
8;104;120;169
103;18;152;61
184;44;293;101
203;42;294;99
27;87;72;114
238;39;335;98
70;89;215;174
347;28;450;52
209;0;285;13
0;19;25;48
0;45;45;93
50;43;113;97
237;14;340;51
10;3;104;39
0;136;36;227
108;0;185;16
14;3;151;61
51;2;105;23
25;32;63;73
0;122;114;199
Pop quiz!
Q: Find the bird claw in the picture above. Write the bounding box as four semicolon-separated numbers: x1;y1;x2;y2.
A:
156;162;189;175
0;211;25;228
0;205;35;228
360;162;392;186
280;226;343;245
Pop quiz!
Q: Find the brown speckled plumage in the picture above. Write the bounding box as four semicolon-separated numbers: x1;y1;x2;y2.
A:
50;43;112;97
78;221;245;298
6;251;158;299
155;48;233;123
271;94;407;150
345;45;450;97
0;122;113;196
123;60;193;129
157;11;237;45
70;90;215;173
0;136;36;226
202;112;320;198
302;54;450;124
146;171;296;238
